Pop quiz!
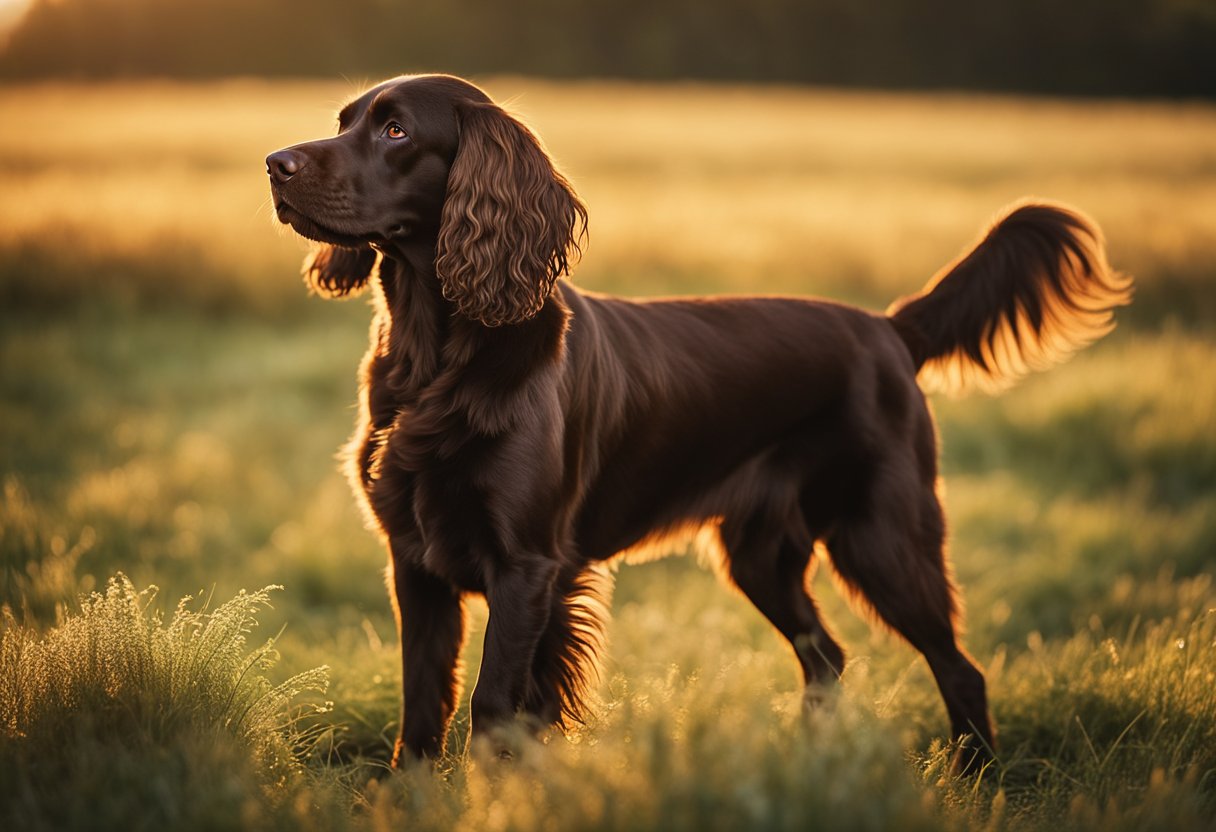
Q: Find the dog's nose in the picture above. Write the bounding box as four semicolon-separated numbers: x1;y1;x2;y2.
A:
266;149;307;183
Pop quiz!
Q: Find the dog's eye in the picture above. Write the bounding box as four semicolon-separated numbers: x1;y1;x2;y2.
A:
384;122;409;141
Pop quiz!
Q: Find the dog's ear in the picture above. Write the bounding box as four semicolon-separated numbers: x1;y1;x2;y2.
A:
303;244;378;298
436;101;587;327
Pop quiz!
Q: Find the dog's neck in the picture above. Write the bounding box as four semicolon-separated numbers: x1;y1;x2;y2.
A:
372;243;447;399
376;240;442;315
373;243;571;404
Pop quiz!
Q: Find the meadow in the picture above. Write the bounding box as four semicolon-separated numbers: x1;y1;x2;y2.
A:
1;78;1215;830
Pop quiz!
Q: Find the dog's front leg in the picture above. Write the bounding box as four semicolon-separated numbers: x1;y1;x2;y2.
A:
470;555;559;748
390;554;466;766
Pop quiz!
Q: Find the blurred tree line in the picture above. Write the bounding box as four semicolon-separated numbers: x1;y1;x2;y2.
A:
1;0;1213;97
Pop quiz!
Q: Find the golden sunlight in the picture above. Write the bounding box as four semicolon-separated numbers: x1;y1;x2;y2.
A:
0;0;30;34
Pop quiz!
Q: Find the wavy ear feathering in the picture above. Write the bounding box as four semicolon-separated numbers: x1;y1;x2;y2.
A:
436;100;588;327
303;244;378;298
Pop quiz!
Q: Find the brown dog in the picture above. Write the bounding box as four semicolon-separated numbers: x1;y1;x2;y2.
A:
266;74;1131;773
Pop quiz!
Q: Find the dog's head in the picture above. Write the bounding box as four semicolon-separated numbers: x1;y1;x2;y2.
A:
267;74;587;326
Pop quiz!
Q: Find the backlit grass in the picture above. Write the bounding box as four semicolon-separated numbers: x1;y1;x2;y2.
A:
0;576;330;831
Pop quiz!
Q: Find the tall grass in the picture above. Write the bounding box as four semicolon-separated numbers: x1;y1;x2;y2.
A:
0;575;330;830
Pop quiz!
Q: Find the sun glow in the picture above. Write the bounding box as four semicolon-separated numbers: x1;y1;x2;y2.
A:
0;0;30;34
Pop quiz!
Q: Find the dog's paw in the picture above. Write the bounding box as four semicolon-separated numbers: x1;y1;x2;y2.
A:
800;681;840;716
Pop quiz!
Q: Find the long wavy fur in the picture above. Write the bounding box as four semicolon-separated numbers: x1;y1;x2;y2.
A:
524;565;612;728
436;101;588;327
888;200;1133;395
303;243;378;298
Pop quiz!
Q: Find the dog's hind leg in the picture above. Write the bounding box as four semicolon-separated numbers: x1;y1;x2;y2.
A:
720;512;846;700
824;471;995;775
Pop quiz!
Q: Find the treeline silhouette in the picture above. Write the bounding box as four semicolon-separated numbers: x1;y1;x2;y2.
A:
2;0;1213;97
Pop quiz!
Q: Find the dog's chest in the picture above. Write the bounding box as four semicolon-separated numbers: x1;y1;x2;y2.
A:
357;370;504;590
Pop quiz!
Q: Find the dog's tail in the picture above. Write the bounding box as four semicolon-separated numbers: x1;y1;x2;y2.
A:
887;200;1132;395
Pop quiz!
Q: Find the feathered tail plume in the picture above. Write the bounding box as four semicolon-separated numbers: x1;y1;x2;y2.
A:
888;200;1133;395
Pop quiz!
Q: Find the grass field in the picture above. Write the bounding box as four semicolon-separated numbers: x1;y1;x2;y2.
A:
2;78;1215;830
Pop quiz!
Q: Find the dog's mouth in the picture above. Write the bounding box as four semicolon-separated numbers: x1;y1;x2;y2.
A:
273;198;369;248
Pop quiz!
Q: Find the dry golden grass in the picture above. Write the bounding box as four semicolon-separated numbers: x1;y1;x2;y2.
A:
2;77;1213;305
